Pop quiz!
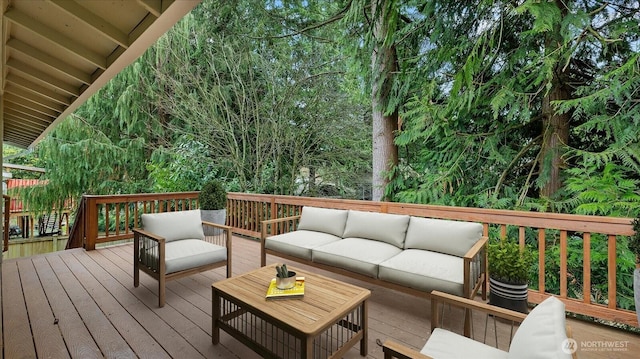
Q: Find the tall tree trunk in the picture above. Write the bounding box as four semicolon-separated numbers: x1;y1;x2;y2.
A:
371;0;399;201
539;80;570;198
539;0;570;199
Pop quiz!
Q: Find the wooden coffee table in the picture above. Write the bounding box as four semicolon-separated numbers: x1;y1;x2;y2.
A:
212;264;371;359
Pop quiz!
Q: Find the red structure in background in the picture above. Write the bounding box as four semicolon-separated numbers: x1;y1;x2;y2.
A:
5;179;72;238
7;178;43;213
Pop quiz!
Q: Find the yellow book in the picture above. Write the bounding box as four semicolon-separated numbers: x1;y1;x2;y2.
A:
265;277;305;300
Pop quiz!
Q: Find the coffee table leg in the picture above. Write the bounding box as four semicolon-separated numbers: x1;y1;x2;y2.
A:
304;337;313;358
212;288;220;344
360;299;368;356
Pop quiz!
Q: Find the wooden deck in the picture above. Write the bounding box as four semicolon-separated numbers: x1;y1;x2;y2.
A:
2;236;638;359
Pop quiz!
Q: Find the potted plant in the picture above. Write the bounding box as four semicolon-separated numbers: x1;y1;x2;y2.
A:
275;264;296;290
631;217;640;327
488;236;534;313
198;180;227;235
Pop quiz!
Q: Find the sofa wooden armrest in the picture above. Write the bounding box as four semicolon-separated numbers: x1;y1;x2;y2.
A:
462;236;488;300
260;215;301;266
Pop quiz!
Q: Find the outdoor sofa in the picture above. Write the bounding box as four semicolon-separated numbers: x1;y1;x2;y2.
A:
260;206;488;301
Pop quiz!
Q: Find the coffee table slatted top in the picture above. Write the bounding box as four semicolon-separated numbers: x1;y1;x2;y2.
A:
212;264;371;336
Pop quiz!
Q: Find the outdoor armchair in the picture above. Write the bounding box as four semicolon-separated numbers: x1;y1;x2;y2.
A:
383;291;577;359
133;209;232;307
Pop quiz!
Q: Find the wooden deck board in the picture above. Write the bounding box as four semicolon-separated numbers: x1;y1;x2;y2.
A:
2;236;639;359
2;261;37;359
33;256;102;359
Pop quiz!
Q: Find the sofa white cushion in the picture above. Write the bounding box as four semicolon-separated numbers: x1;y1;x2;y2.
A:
378;249;465;296
421;328;509;359
405;217;483;257
142;209;205;242
312;238;402;278
164;239;227;274
297;206;349;237
508;296;571;359
343;210;410;248
265;230;342;261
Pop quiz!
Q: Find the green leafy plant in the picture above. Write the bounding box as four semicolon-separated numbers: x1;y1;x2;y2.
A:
488;237;535;284
632;217;640;266
276;264;293;278
198;180;227;210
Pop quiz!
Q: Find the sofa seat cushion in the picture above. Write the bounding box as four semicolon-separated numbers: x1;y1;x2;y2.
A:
142;209;205;242
164;239;227;274
343;210;410;248
421;328;508;359
508;296;571;359
312;238;402;278
378;249;465;296
265;230;342;261
298;206;349;237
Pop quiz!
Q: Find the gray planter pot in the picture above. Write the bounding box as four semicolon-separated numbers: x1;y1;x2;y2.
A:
200;209;226;236
634;267;640;327
489;277;529;313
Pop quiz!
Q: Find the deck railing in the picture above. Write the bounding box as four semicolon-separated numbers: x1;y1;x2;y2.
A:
71;191;638;327
68;192;199;250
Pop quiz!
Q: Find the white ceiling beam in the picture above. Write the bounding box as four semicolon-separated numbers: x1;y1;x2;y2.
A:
7;39;92;85
137;0;162;17
4;115;49;133
47;0;130;48
7;59;80;97
5;102;56;121
6;74;71;106
4;94;61;118
4;85;65;113
4;130;34;143
5;108;52;127
4;8;106;69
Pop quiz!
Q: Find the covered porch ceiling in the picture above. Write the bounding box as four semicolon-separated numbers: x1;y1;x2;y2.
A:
0;0;201;149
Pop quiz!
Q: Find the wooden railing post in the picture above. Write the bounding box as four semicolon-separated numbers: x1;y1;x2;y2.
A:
85;196;98;251
3;195;10;252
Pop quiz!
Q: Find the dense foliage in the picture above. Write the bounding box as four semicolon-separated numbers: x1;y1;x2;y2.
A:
3;0;639;310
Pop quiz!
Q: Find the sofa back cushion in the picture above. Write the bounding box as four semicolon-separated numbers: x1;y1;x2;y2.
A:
297;206;348;237
141;209;205;242
508;296;572;359
405;217;483;257
343;210;410;248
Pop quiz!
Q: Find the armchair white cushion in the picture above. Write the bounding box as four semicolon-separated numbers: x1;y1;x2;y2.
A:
508;296;572;359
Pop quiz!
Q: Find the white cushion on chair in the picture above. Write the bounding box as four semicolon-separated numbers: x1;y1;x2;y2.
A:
421;328;508;359
141;209;205;242
508;296;572;359
164;239;227;274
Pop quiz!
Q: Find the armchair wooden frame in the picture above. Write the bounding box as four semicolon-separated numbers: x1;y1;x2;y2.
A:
133;221;232;307
382;291;578;359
